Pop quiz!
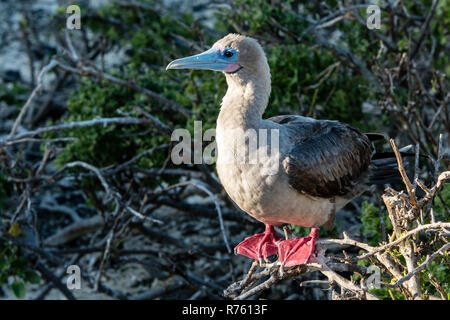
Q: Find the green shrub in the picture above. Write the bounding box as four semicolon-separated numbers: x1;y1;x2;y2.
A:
360;201;392;246
0;240;41;299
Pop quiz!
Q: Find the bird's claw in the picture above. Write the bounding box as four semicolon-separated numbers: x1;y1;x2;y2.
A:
234;225;282;261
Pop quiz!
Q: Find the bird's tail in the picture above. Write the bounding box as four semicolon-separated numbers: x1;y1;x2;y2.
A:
368;145;420;185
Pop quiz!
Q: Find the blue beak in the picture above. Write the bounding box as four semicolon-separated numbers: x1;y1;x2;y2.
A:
166;47;238;72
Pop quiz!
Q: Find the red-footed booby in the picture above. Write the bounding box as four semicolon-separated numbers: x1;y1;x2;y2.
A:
167;34;398;268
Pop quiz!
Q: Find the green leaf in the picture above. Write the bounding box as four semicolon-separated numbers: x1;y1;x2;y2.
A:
8;223;22;237
25;271;41;284
11;281;26;299
0;273;8;284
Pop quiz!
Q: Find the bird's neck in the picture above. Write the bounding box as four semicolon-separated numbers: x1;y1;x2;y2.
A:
217;74;271;130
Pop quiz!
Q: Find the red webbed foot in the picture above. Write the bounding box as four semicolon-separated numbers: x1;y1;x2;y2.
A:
234;224;282;260
277;228;319;267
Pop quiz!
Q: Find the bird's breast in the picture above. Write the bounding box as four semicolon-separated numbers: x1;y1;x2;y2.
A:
215;125;339;227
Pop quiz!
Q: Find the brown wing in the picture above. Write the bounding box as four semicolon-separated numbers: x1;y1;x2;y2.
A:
269;116;373;198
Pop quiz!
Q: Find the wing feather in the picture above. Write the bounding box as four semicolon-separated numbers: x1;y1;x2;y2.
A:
269;115;373;198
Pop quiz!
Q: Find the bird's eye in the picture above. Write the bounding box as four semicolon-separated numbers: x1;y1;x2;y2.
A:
224;50;234;58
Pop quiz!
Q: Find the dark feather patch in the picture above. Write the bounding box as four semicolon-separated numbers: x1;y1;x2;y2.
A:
365;132;386;141
269;116;372;198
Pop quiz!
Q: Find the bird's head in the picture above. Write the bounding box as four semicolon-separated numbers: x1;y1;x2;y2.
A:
166;34;269;81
